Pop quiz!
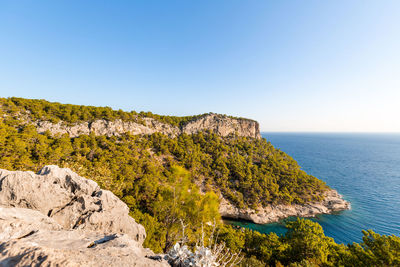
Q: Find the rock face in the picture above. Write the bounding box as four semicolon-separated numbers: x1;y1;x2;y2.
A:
35;118;180;138
0;207;62;241
0;166;167;266
182;113;261;139
0;207;159;266
0;165;145;243
219;189;351;224
35;113;261;139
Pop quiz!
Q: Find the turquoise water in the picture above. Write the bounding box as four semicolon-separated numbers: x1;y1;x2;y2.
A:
228;133;400;244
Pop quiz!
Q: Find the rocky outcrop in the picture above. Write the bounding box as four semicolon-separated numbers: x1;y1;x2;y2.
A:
219;189;350;224
182;113;261;139
34;113;261;139
0;212;168;266
0;165;146;243
0;166;167;266
0;207;62;241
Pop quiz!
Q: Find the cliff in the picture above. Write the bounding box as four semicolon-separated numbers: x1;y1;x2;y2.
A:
0;165;168;266
35;118;180;138
182;113;261;139
33;113;261;139
0;97;349;228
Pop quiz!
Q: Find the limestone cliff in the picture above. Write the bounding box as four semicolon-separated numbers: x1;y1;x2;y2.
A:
0;166;168;266
35;118;180;138
34;113;261;139
182;113;261;139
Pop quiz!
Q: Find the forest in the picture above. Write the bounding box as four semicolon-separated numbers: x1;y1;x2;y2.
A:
0;97;251;127
0;97;399;266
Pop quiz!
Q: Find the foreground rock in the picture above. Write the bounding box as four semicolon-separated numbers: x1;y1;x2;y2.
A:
0;224;165;266
0;166;167;266
35;113;261;139
0;207;62;241
219;189;350;224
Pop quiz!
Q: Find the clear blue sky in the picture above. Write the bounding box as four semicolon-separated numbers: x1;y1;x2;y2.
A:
1;1;399;132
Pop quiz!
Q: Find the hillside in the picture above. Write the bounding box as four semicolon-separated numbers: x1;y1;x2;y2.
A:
0;97;335;206
0;97;348;251
0;97;260;138
2;98;399;267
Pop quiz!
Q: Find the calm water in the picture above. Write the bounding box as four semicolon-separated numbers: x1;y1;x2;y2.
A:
228;133;400;244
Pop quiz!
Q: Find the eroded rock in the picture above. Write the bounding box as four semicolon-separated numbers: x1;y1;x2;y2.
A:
0;166;167;266
0;207;61;241
0;225;168;267
0;165;146;244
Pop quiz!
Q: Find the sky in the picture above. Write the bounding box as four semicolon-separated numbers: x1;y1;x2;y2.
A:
0;1;399;132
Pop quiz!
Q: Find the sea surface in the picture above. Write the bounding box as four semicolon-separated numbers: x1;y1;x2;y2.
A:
227;133;400;244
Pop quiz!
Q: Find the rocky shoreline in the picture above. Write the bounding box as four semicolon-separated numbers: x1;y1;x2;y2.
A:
219;189;350;224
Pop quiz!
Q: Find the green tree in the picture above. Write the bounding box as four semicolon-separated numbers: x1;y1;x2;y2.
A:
152;165;220;252
342;230;400;266
283;218;337;265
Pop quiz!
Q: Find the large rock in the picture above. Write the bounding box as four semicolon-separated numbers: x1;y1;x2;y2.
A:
35;113;261;139
0;165;146;244
219;189;351;224
0;166;168;266
0;209;167;266
0;207;62;241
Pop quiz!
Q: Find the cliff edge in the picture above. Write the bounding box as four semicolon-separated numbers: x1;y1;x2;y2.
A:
0;165;168;266
34;113;261;139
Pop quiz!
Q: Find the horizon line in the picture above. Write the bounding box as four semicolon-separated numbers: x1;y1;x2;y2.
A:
260;131;400;134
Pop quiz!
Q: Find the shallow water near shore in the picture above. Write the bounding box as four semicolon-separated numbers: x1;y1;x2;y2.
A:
230;133;400;244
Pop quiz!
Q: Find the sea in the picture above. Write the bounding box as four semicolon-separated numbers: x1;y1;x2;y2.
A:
227;133;400;244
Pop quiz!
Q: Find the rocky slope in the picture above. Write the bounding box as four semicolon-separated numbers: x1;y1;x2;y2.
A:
0;166;168;266
219;189;350;224
34;113;261;139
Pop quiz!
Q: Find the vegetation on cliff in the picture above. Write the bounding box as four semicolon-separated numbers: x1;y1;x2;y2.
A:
0;118;326;251
0;98;328;208
0;97;253;127
0;97;398;266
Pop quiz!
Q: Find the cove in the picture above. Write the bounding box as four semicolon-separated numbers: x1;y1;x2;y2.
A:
231;133;400;244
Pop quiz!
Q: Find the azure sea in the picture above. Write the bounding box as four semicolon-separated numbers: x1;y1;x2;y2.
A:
227;133;400;244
